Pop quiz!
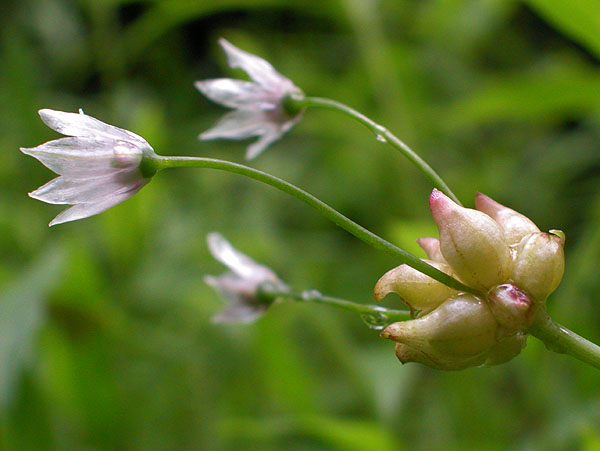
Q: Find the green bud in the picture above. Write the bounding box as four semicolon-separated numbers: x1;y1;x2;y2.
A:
511;232;565;301
381;294;498;367
374;260;457;314
430;190;511;290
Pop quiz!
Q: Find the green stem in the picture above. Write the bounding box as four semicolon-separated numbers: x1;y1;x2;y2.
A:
286;95;462;206
259;284;411;323
529;312;600;369
151;154;476;294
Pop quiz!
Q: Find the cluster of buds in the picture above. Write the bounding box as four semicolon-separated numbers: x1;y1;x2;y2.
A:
375;189;565;370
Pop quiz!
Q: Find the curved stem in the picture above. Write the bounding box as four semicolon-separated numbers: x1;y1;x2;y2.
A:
259;284;411;323
151;155;476;294
529;312;600;369
287;95;462;206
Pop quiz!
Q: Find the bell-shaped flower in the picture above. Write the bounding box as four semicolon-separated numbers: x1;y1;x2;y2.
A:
21;109;154;226
204;233;287;323
195;38;303;160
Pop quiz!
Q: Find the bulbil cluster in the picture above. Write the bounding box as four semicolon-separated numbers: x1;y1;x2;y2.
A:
375;190;565;370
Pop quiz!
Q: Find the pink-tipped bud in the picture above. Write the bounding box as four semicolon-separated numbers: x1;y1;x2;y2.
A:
416;237;447;263
374;261;456;314
381;294;498;365
475;193;540;245
511;232;565;301
486;283;536;330
429;189;510;290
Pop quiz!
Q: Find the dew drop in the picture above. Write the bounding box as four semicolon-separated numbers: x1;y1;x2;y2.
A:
375;134;387;143
360;308;390;330
301;289;322;300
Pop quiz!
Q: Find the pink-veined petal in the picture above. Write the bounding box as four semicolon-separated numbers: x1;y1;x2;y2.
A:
39;109;150;147
21;137;142;176
29;169;144;205
48;182;147;226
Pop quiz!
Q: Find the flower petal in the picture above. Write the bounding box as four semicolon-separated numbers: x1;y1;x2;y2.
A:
21;137;142;176
206;233;276;282
245;127;282;160
48;183;146;226
195;79;272;109
218;38;288;90
199;109;268;141
29;170;144;205
39;109;150;147
205;273;268;324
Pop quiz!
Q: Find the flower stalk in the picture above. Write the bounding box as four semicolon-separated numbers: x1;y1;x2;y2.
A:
284;95;461;206
257;283;411;324
148;154;476;294
528;312;600;370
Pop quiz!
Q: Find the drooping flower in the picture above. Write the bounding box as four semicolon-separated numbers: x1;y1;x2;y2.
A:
204;233;288;323
195;38;303;160
377;190;565;370
21;109;154;226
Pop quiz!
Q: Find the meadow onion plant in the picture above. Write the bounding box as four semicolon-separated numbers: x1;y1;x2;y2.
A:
22;38;600;371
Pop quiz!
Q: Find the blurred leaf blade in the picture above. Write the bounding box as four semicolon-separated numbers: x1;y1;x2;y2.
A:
0;245;65;410
524;0;600;59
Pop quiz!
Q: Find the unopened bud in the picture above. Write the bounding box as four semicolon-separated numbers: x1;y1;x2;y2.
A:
511;232;565;301
486;283;536;330
416;237;447;264
381;294;498;366
483;332;528;366
430;189;510;290
394;342;487;370
475;193;540;245
374;261;456;314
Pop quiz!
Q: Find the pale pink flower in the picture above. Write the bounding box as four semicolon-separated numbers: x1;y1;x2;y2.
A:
195;39;303;160
21;109;152;226
205;233;287;323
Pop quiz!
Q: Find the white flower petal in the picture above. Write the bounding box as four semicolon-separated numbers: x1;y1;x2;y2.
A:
21;137;142;176
29;170;144;205
195;79;272;109
38;109;150;147
245;127;283;160
212;302;267;324
207;233;268;280
205;274;268;324
48;183;146;226
199;109;267;141
218;38;287;90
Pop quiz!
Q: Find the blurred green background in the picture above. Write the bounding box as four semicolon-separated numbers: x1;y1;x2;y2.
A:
2;0;600;449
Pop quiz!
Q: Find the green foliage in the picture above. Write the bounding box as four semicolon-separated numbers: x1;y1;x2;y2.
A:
2;0;600;449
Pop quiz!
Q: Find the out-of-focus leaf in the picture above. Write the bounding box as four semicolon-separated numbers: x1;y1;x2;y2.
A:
524;0;600;59
298;414;400;450
0;246;64;410
444;62;600;129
